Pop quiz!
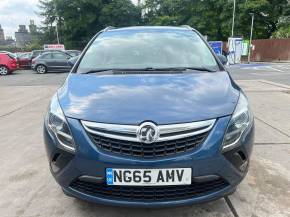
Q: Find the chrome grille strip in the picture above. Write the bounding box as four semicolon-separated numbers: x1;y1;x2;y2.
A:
81;119;216;142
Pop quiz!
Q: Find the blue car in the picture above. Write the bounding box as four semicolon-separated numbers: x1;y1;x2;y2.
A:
44;26;254;207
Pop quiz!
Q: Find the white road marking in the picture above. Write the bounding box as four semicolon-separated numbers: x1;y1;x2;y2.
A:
234;64;290;75
265;66;284;72
275;65;290;70
251;72;290;76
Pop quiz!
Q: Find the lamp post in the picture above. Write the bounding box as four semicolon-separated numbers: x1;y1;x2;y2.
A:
248;12;268;63
248;13;254;63
55;19;60;44
231;0;236;37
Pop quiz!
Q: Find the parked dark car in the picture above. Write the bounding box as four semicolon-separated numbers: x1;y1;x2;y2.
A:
17;52;32;69
44;26;255;207
0;52;18;75
32;51;73;73
30;50;45;60
66;50;81;57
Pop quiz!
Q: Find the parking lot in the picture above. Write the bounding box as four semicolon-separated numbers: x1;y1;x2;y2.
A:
0;64;290;217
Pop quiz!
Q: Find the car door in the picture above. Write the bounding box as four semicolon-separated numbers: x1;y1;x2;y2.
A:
51;52;71;72
19;53;31;68
41;53;54;71
17;54;24;68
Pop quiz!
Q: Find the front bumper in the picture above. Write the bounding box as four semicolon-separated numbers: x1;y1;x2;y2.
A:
43;116;254;207
31;64;36;70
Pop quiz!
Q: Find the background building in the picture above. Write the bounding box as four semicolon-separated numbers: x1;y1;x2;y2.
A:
5;36;16;47
29;20;37;34
15;25;32;48
0;24;5;45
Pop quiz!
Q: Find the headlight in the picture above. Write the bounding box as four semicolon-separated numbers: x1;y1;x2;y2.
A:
46;93;75;153
222;92;253;152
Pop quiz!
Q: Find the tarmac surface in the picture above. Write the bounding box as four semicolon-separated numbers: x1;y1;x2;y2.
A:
0;63;290;217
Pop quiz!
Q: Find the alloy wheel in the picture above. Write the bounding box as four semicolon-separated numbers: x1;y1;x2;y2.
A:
37;65;46;74
0;66;8;75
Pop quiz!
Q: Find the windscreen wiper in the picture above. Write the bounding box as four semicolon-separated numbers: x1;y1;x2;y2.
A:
126;67;217;72
81;68;154;74
80;68;179;74
80;69;116;74
81;67;216;74
153;67;217;72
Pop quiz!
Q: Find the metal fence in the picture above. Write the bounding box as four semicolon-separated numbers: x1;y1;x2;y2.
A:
251;38;290;62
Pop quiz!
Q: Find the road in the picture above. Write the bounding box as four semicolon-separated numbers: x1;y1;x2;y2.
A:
0;64;290;217
228;62;290;86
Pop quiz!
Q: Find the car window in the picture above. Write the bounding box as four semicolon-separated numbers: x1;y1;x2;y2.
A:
68;52;73;56
68;51;79;57
19;53;30;58
6;53;16;59
34;51;43;57
53;52;68;59
77;29;219;73
41;53;52;59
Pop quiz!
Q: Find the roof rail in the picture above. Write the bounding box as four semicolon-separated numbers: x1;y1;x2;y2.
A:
180;25;192;30
103;26;115;31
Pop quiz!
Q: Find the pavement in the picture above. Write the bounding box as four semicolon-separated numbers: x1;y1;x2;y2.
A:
0;64;290;217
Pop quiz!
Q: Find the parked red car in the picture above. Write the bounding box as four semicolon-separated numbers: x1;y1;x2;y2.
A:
17;52;32;69
0;52;18;75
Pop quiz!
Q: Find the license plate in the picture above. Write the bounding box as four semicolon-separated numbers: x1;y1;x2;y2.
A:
106;168;192;186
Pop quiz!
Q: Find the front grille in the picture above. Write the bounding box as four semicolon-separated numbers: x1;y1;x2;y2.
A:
70;178;229;201
82;119;215;159
89;132;208;158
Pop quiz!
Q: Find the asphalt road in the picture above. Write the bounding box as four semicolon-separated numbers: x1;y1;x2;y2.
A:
228;62;290;86
0;64;290;217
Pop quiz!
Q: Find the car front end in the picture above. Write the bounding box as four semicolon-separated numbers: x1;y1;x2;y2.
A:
43;26;254;207
31;56;39;70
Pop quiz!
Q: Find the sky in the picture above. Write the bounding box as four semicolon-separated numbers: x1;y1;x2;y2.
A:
0;0;41;38
0;0;141;40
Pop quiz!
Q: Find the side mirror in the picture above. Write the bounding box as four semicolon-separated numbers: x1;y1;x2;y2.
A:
68;56;79;67
217;54;228;65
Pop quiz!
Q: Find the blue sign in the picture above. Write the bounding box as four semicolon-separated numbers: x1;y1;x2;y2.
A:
208;41;223;55
106;168;113;185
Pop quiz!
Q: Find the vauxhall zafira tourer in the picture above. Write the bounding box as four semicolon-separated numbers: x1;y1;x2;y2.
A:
44;26;255;207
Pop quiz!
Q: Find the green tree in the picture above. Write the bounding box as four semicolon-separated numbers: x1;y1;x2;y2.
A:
54;0;104;48
39;0;142;49
99;0;141;27
38;0;58;44
272;2;290;38
235;0;289;39
142;0;290;41
39;0;290;45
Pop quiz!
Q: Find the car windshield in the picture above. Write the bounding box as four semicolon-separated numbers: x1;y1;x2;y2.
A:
76;29;219;73
19;53;31;58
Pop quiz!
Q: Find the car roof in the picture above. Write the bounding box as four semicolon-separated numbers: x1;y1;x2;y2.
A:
106;26;194;32
39;50;72;56
0;52;16;58
0;51;15;55
0;51;11;54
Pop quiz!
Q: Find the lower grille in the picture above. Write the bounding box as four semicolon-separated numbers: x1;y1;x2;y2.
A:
89;132;208;159
70;178;228;202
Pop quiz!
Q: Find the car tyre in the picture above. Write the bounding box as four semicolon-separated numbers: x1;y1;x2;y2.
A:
0;66;9;75
36;64;47;74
